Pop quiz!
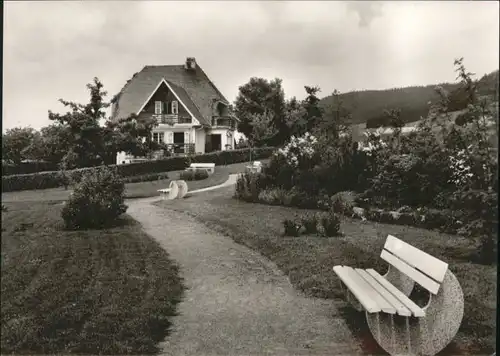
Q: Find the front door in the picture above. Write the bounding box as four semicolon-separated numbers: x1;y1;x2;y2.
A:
211;134;222;151
173;132;185;154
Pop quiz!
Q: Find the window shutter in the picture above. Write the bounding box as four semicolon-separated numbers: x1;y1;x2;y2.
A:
172;101;179;115
155;101;162;115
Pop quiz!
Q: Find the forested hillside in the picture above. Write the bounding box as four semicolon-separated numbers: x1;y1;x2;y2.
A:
320;69;499;127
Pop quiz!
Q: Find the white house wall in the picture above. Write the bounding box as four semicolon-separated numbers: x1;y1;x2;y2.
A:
195;129;206;154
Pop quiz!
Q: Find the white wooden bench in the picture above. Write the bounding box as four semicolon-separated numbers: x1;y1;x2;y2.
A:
333;234;464;356
189;163;215;175
158;180;188;200
245;161;262;173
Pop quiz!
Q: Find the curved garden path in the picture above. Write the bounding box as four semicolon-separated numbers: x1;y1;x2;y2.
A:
127;175;360;356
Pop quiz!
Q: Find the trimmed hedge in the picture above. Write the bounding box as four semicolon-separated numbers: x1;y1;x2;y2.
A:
2;161;59;176
2;147;275;192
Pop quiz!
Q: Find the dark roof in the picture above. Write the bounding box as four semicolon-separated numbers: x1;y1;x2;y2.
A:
166;80;205;125
112;62;230;127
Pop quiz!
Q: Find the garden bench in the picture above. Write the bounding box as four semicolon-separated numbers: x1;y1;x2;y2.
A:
333;234;464;356
189;163;215;175
158;181;179;200
246;161;262;173
158;180;188;200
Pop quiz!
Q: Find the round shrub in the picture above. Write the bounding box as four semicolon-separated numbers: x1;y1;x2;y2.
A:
61;167;128;230
179;169;209;181
319;211;342;237
301;213;319;234
283;218;302;237
330;191;356;216
194;169;209;180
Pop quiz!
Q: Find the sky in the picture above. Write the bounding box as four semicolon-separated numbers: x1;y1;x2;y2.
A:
3;1;499;131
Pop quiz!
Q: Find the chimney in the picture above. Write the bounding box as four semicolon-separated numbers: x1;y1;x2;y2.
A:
185;57;196;70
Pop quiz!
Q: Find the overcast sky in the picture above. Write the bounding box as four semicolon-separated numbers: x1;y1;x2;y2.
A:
3;1;499;131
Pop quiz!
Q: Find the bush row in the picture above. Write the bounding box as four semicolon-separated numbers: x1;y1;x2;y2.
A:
2;161;59;176
2;147;274;192
283;211;342;237
179;169;209;181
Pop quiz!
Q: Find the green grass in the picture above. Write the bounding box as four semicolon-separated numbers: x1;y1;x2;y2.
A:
1;161;261;202
154;186;496;355
1;201;184;354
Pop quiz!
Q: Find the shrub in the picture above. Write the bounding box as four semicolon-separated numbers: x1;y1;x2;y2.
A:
194;169;209;180
286;187;319;209
283;218;302;237
319;211;342;237
61;167;128;230
234;172;264;202
330;191;355;216
301;213;319;234
258;188;289;205
179;169;209;181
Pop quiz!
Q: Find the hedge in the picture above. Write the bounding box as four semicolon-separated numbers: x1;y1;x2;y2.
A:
2;161;59;176
1;147;275;192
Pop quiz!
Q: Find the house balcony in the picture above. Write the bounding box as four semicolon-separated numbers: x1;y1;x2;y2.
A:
153;114;192;125
165;143;195;155
211;116;236;129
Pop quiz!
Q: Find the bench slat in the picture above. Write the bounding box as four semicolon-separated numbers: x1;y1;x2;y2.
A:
346;267;397;314
384;235;448;283
380;250;441;295
355;269;412;317
333;266;383;313
366;269;425;317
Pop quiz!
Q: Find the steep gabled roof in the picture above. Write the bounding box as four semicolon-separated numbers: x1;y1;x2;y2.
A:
111;62;230;127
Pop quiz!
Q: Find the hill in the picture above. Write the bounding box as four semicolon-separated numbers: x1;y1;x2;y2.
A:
319;69;499;127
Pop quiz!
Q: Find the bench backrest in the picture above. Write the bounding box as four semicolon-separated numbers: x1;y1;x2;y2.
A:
380;235;448;295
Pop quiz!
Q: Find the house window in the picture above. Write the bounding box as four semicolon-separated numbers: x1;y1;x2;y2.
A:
152;132;164;144
155;101;163;115
171;101;179;115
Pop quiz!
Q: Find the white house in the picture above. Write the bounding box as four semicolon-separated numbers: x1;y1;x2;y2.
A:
111;57;239;164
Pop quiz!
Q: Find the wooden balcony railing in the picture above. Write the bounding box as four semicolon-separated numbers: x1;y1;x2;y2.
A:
165;143;195;155
211;116;235;129
153;114;192;125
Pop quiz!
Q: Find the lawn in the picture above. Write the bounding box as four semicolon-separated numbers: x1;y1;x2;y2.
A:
1;201;184;354
1;160;262;203
154;186;496;356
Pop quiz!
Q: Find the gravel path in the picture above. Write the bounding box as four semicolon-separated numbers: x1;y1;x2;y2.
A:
127;185;360;355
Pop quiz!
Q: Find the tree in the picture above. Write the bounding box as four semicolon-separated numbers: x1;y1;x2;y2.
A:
100;114;162;165
234;77;287;144
249;111;276;147
303;86;323;133
285;96;307;137
317;89;352;138
47;77;160;168
2;127;39;164
48;78;108;168
38;124;73;164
